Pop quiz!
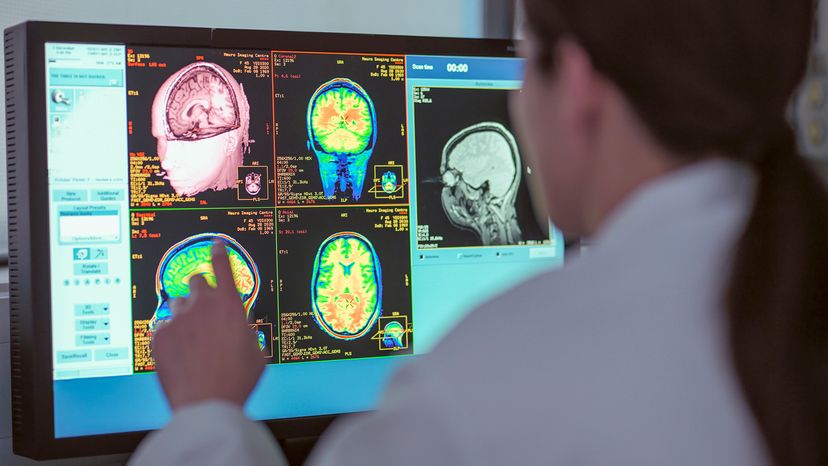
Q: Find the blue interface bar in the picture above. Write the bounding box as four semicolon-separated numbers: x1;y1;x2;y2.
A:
48;68;124;87
406;55;524;81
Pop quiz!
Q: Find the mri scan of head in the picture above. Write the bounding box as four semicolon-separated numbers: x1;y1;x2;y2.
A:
307;78;377;201
382;320;405;349
440;122;523;246
310;232;382;340
245;172;262;196
149;233;260;332
151;62;251;197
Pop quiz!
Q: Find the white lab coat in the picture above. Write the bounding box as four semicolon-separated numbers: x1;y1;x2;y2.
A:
129;159;770;465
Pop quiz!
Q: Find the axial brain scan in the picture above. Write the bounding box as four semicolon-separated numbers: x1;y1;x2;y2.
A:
441;122;523;246
381;171;398;194
311;232;382;340
149;233;259;331
307;78;377;201
151;62;251;197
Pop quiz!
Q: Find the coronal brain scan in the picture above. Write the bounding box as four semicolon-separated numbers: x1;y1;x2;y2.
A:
441;122;523;246
307;78;377;201
151;62;251;197
310;232;383;340
150;233;260;330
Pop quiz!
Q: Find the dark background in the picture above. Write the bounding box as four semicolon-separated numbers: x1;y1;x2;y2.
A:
126;45;275;209
273;52;409;206
413;86;549;248
130;208;278;369
275;206;413;362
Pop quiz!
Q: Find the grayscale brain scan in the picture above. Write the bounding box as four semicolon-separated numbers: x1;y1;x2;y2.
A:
440;122;523;246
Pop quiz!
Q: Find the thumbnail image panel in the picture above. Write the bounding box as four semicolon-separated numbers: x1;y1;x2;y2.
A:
131;208;277;372
126;46;275;209
276;206;413;362
272;52;409;206
412;87;550;249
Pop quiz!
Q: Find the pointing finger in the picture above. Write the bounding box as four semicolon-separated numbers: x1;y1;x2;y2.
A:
211;239;237;297
189;273;210;297
168;297;186;317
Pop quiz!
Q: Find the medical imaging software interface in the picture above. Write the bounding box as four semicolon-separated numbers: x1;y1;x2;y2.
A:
44;42;565;438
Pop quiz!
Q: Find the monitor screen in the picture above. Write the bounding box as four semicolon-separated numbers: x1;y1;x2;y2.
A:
15;25;563;450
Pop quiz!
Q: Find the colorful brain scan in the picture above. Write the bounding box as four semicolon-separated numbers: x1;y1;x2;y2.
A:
150;233;259;331
381;170;398;194
382;321;405;349
440;122;524;246
311;232;382;339
151;62;251;197
257;330;266;351
307;78;377;201
245;171;262;196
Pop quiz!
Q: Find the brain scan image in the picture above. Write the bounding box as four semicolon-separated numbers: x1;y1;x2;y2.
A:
381;171;398;194
440;122;523;246
245;172;262;196
311;232;382;340
307;78;377;201
150;233;259;331
382;321;405;349
151;62;251;197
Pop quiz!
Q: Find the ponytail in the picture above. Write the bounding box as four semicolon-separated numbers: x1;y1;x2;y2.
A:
727;125;828;465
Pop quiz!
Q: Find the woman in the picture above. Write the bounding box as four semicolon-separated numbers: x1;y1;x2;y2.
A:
132;0;828;464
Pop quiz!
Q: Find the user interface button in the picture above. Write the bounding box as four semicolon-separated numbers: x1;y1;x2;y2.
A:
75;318;110;331
56;350;92;363
75;333;111;346
91;189;125;202
94;348;128;361
73;262;108;275
52;189;88;202
74;303;110;316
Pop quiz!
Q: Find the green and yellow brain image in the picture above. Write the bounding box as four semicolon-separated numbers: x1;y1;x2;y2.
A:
311;232;382;339
309;79;375;155
151;233;259;329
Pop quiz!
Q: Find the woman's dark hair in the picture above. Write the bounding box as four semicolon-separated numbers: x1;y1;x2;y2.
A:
522;0;828;464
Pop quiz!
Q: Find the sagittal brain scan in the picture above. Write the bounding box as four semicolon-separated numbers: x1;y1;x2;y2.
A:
149;233;260;331
441;122;523;246
310;232;383;340
307;78;377;201
151;62;251;197
413;87;551;249
382;320;405;349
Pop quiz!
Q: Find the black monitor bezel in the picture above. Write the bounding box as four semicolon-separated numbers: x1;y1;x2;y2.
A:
5;20;518;460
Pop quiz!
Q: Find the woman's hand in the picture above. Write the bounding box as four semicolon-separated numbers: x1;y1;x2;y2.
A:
151;240;265;411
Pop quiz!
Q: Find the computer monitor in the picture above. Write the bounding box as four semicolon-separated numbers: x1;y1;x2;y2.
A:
4;21;564;459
